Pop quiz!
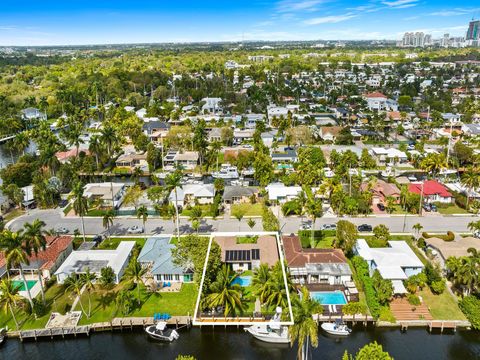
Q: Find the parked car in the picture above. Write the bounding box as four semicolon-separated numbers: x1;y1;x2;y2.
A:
127;225;144;234
58;199;69;208
322;224;337;230
300;222;312;230
422;203;437;212
473;230;480;239
92;234;104;244
55;227;69;234
377;203;385;211
357;224;373;232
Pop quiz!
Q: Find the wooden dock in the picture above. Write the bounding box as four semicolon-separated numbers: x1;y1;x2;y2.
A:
429;321;457;333
16;326;91;341
90;316;192;332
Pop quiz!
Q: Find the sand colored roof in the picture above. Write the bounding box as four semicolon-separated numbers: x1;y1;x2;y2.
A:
425;237;480;259
282;235;348;268
213;235;279;266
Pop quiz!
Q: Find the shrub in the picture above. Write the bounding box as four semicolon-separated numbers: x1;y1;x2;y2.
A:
430;280;446;294
378;306;396;323
417;237;426;248
458;296;480;330
352;256;381;319
422;231;454;242
407;294;421;306
445;231;455;242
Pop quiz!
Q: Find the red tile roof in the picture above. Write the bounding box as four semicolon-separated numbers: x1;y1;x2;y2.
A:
409;180;452;198
283;235;347;268
365;92;387;99
0;236;72;270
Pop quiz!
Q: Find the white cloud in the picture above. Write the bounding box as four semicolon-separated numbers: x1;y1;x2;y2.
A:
276;0;327;13
381;0;418;8
303;14;357;25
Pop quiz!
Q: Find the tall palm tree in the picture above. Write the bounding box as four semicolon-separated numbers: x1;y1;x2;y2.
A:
204;265;245;317
64;275;87;317
189;206;202;234
0;279;23;329
63;120;85;157
304;188;322;248
123;260;147;305
70;182;88;242
251;263;272;304
165;170;183;240
136;205;149;239
461;167;480;209
13;131;30;156
23;219;47;304
100;124;117;159
102;210;115;239
468;220;480;234
1;230;35;311
412;223;423;240
264;262;294;309
81;269;97;318
131;167;144;185
290;286;322;360
89;134;102;170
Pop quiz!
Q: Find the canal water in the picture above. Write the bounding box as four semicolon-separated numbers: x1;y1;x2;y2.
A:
3;326;480;360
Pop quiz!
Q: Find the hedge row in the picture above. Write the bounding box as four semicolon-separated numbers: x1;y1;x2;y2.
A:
459;296;480;330
421;231;455;242
352;256;381;319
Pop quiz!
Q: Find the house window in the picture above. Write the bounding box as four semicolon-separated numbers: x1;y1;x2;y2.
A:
164;274;173;281
174;274;180;281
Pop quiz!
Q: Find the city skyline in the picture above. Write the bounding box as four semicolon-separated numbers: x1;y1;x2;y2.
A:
0;1;479;46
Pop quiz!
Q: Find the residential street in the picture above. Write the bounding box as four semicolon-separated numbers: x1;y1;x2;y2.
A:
8;209;479;236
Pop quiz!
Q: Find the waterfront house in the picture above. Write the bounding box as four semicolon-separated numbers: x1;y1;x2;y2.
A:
138;237;193;284
83;182;126;209
222;186;258;204
354;239;424;294
163;150;199;171
115;152;148;171
283;235;353;287
265;183;302;203
55;241;135;284
169;183;215;209
214;235;279;271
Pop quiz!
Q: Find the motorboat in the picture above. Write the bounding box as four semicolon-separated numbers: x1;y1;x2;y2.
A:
212;164;239;179
241;168;255;176
145;322;180;342
0;328;6;345
244;307;290;344
321;320;351;336
381;166;395;178
323;167;335;178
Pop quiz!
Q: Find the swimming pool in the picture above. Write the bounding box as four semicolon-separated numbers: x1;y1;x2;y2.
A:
12;280;37;291
232;276;252;287
310;291;347;305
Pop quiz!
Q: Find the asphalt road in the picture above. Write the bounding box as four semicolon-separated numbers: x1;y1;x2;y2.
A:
8;209;479;236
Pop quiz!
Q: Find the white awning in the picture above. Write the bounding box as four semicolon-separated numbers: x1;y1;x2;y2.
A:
392;280;407;294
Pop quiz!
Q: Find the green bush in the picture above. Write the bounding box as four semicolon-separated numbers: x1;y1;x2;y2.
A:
458;296;480;330
407;294;421;306
430;280;446;294
352;256;381;319
417;237;426;248
422;231;454;242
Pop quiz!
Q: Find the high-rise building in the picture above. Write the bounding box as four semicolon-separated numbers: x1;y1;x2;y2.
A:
466;20;480;46
401;32;430;47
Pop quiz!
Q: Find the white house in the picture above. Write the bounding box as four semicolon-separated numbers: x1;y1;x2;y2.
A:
55;241;135;284
265;183;302;203
163;150;199;171
169;183;215;208
364;92;388;111
201;97;222;113
83;182;126;208
354;239;424;294
267;105;288;120
370;147;408;164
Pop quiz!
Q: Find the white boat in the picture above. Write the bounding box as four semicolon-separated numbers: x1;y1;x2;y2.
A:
321;321;351;336
323;167;335;178
0;328;6;345
145;322;179;342
244;307;290;344
381;166;395;178
212;165;239;179
241;168;255;176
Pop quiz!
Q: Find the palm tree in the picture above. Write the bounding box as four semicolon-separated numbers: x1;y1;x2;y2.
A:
0;279;23;329
204;265;245;317
81;269;97;318
100;124;117;159
23;219;47;304
102;210;115;239
462;168;480;209
131;167;144;185
13;131;30;156
165;170;183;240
290;286;322;360
264;262;293;309
136;205;149;239
251;263;271;304
1;230;35;311
189;206;202;234
412;223;423;240
232;207;247;232
304;188;322;248
89;135;102;170
468;220;480;234
247;218;256;231
63;120;85;157
70;182;88;242
123;260;147;305
64;275;87;316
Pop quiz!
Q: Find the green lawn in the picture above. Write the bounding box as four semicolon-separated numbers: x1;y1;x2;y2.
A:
231;203;263;217
0;283;75;331
98;237;146;250
436;205;469;215
391;205;410;214
299;230;336;249
419;288;466;321
181;204;218;218
3;208;25;222
77;283;198;325
237;235;258;244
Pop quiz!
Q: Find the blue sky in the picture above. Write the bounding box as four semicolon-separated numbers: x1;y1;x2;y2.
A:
0;1;478;45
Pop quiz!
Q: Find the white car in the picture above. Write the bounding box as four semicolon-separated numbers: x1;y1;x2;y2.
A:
300;222;312;230
127;225;144;234
55;227;69;234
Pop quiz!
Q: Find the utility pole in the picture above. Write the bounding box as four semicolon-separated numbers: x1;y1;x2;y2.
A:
419;181;424;216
